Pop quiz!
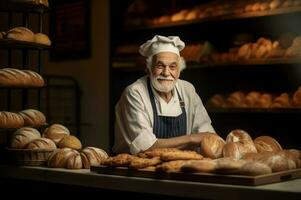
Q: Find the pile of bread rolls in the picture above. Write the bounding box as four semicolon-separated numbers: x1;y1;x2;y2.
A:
206;87;301;108
101;129;300;176
0;109;46;128
8;123;108;169
1;26;51;46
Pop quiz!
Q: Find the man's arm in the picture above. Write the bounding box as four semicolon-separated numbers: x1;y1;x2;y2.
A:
147;132;214;150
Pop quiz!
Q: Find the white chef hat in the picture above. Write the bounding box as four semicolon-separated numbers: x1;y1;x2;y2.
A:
139;35;185;57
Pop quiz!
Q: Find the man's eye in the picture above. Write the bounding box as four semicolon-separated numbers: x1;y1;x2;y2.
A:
155;64;164;68
169;65;177;70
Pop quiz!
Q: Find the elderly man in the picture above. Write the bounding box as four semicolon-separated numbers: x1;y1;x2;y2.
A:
113;35;215;154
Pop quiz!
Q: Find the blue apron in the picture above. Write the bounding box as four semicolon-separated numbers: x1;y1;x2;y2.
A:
147;78;187;138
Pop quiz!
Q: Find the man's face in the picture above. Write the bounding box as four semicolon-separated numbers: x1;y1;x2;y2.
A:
150;52;180;93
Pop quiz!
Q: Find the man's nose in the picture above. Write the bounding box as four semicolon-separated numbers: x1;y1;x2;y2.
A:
162;66;170;76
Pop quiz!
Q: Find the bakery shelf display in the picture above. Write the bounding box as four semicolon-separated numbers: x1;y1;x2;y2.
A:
124;0;301;31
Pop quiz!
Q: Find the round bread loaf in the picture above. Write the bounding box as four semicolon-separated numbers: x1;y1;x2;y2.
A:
10;127;41;148
81;147;108;169
43;124;70;144
26;137;56;150
47;148;77;168
58;135;82;150
257;154;296;172
19;109;46;127
226;129;253;142
34;33;51;46
5;27;34;42
253;136;282;153
223;140;257;159
0;111;24;128
66;151;83;169
200;133;225;159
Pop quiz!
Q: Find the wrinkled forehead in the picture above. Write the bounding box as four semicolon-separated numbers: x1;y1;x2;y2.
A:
153;52;179;64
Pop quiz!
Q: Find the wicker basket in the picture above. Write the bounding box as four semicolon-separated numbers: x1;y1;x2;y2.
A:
5;148;54;166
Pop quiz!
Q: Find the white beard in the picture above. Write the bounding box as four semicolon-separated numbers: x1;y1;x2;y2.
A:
150;74;176;93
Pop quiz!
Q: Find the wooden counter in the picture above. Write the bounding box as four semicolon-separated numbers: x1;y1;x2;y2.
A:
0;165;300;199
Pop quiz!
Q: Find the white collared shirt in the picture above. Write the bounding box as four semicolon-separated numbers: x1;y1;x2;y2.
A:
113;75;215;154
151;82;182;117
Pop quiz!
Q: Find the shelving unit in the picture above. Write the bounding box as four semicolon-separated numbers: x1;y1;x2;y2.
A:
110;0;301;149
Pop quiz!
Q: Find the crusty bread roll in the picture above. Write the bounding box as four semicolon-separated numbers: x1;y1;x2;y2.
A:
5;27;34;42
181;160;216;173
257;154;296;172
255;93;272;108
226;129;253;142
225;91;245;107
26;137;56;150
223;140;258;159
243;91;261;107
253;136;282;153
47;148;77;168
237;161;272;176
58;135;82;150
214;157;246;174
200;133;225;159
206;94;225;108
80;146;108;168
0;68;44;87
42;124;70;144
66;151;83;169
10;127;41;148
19;109;46;127
34;33;51;46
271;93;290;108
292;86;301;107
0;111;24;128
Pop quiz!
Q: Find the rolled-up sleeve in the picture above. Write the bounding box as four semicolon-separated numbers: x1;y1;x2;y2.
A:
114;85;157;154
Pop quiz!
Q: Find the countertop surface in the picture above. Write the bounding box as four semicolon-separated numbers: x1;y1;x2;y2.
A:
0;165;300;200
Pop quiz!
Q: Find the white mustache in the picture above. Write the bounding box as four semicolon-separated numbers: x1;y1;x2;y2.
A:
156;75;174;81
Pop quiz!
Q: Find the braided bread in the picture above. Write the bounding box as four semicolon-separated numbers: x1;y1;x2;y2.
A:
0;68;44;87
0;111;24;128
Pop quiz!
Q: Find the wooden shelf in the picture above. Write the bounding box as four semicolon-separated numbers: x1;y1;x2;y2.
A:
124;6;301;31
0;39;51;50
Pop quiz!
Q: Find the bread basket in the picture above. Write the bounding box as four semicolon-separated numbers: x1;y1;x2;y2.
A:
5;147;54;166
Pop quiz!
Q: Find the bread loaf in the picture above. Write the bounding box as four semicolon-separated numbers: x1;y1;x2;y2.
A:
181;160;216;173
206;94;224;108
223;140;257;159
225;92;245;107
253;136;282;153
226;129;253;142
257;154;296;172
58;135;82;150
42;124;70;144
81;146;108;168
200;133;225;159
214;157;246;174
0;111;24;128
34;33;51;46
5;27;34;42
292;86;301;107
237;161;272;176
66;151;83;169
0;68;44;87
10;127;41;148
271;93;290;108
47;148;77;168
19;109;46;127
26;137;56;150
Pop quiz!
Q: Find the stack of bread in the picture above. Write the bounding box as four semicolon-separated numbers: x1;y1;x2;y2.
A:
42;124;108;169
1;26;51;46
206;87;301;109
101;130;300;176
0;109;46;128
